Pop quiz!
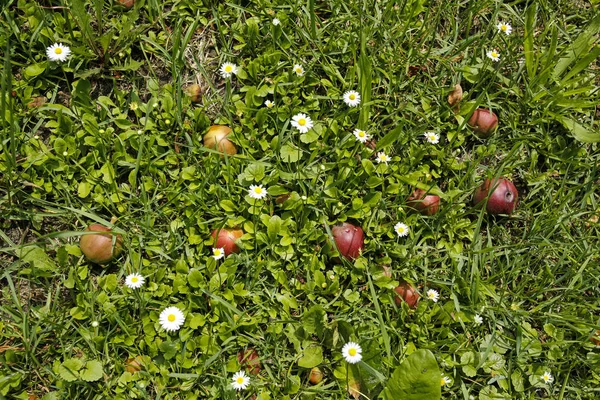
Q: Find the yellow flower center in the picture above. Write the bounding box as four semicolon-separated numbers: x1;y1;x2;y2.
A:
349;94;356;100
225;65;232;72
168;314;176;322
440;378;445;385
214;249;222;255
492;52;498;57
296;68;302;73
298;118;306;126
501;25;507;31
398;227;404;233
358;131;365;137
348;348;357;356
254;187;263;194
54;48;63;54
131;277;138;283
237;377;245;384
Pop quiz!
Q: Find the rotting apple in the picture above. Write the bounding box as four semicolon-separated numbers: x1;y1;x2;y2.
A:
332;222;365;260
79;223;123;264
309;367;323;384
473;178;518;215
468;108;498;138
185;84;202;103
203;125;237;156
394;281;420;309
125;355;144;373
211;228;243;255
406;189;441;216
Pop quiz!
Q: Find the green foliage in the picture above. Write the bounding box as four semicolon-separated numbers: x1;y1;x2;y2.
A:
381;349;441;400
1;0;599;399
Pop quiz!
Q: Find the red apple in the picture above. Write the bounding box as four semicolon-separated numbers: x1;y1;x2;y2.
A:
394;281;419;309
468;108;498;138
473;178;518;215
211;228;243;255
332;222;364;260
203;125;237;156
79;224;123;264
116;0;135;8
406;189;440;216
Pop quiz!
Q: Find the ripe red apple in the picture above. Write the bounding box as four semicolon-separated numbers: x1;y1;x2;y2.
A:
116;0;135;8
332;222;364;260
394;281;419;309
406;189;440;216
468;108;498;138
211;228;243;255
473;178;518;215
79;224;123;264
203;125;237;156
309;367;323;384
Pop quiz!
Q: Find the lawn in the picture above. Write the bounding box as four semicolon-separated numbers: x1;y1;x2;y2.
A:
1;0;600;399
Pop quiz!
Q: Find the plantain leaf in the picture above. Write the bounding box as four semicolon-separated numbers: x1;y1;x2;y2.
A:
380;349;441;400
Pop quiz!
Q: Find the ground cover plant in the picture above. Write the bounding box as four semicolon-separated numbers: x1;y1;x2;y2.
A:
1;0;600;398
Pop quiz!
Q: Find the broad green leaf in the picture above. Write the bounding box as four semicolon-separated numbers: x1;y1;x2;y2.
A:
80;360;103;382
77;181;92;198
298;345;323;368
159;341;178;360
59;358;83;382
380;349;441;400
376;125;404;150
16;245;57;272
302;305;326;336
280;143;302;163
25;62;47;78
265;215;282;239
300;130;319;143
554;115;600;143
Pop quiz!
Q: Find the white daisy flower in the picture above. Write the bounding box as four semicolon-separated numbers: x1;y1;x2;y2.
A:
486;50;500;62
440;376;452;386
46;43;71;62
220;62;238;78
353;129;371;143
342;342;362;364
248;184;267;200
159;306;185;332
272;18;280;26
424;132;440;144
497;22;512;35
291;113;313;133
125;273;145;289
293;64;305;76
376;152;390;164
473;314;483;325
343;90;361;107
212;247;225;260
541;371;553;384
427;289;440;303
394;222;409;237
265;100;274;108
231;371;250;390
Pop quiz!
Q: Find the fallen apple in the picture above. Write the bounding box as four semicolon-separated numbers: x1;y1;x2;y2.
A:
185;84;202;103
125;355;144;373
79;224;123;264
332;222;365;260
116;0;135;8
211;228;243;255
468;108;498;138
203;125;237;156
309;367;323;384
394;281;419;309
406;189;440;216
473;178;518;215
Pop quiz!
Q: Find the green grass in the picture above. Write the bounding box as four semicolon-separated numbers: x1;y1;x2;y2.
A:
1;0;600;399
